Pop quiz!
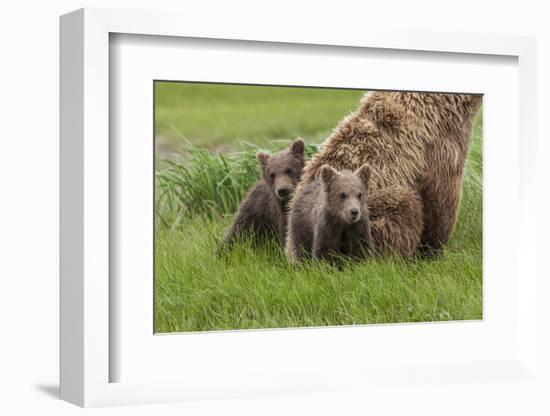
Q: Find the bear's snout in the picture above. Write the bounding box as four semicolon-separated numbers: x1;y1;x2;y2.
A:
344;206;361;224
276;187;291;199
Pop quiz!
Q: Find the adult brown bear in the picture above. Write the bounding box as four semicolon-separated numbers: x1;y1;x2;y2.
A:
297;91;482;253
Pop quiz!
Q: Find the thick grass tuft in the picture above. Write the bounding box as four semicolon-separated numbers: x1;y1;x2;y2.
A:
156;138;319;229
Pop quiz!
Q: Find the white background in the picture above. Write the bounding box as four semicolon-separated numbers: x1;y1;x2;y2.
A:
1;1;549;415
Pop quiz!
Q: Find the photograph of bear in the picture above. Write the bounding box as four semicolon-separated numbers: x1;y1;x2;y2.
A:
299;91;482;254
155;81;483;333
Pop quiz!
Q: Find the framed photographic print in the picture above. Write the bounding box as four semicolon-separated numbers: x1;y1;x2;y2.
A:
60;7;540;409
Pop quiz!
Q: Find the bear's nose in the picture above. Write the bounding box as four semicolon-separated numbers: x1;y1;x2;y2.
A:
350;208;359;217
277;188;290;198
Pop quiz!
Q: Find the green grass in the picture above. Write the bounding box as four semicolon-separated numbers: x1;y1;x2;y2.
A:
155;82;364;150
155;215;482;332
155;83;483;333
156;139;320;228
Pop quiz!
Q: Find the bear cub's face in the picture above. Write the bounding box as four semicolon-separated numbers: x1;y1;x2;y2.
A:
257;138;305;203
321;164;371;225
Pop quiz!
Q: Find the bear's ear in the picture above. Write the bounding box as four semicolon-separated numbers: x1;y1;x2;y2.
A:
355;164;371;189
289;138;305;157
320;165;338;187
256;152;270;177
256;152;270;168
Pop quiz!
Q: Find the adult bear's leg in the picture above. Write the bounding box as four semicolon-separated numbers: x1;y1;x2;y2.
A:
420;173;463;253
367;186;423;258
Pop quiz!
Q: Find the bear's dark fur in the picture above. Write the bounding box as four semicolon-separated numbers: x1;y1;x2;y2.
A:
219;138;305;252
285;164;372;264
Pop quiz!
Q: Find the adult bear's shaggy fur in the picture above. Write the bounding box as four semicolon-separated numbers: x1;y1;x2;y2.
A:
299;91;482;252
367;186;423;258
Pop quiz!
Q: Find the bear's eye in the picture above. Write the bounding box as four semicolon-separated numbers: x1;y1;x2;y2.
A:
357;193;362;199
340;192;347;199
270;173;276;180
285;168;292;175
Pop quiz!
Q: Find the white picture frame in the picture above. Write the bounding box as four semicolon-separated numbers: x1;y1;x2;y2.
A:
60;7;539;408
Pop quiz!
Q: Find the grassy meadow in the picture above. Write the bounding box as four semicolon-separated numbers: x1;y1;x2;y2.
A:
155;82;483;333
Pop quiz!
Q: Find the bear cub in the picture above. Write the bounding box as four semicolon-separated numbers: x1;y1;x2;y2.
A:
285;164;373;264
219;138;305;252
